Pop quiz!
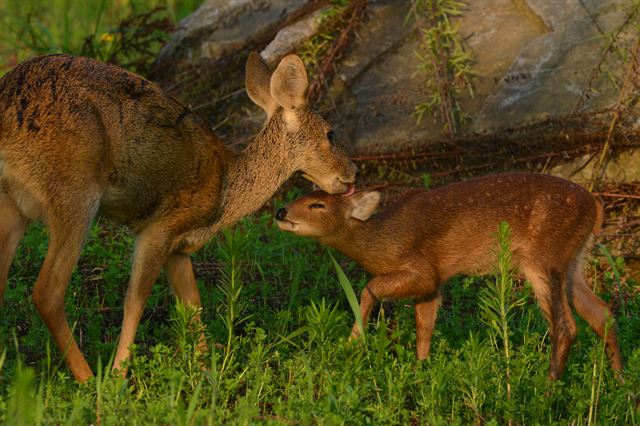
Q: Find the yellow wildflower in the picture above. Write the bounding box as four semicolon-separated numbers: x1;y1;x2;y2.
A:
100;33;114;43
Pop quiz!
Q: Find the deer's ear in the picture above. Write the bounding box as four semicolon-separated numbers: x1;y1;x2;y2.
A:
270;54;308;111
246;52;277;117
350;191;381;221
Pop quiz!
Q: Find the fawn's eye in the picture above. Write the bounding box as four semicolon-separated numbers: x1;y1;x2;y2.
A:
326;130;335;145
309;203;325;209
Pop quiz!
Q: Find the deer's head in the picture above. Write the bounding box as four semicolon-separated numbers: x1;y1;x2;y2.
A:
246;52;357;194
276;190;381;238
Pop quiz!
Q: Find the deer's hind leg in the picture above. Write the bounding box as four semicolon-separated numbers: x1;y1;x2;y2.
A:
567;263;623;375
522;264;577;380
0;196;27;302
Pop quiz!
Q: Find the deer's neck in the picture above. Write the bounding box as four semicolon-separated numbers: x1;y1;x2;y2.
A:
322;218;395;275
217;123;293;228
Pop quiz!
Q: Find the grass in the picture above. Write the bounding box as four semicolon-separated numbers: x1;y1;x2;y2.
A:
0;0;202;76
0;195;638;424
0;1;638;423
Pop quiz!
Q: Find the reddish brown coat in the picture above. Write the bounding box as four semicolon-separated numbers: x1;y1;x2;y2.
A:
277;173;622;380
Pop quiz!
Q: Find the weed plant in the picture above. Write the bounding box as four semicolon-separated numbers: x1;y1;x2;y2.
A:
0;203;638;424
408;0;475;136
0;0;201;76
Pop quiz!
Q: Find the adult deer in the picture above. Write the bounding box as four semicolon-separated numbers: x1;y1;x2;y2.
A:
0;53;356;382
276;174;623;380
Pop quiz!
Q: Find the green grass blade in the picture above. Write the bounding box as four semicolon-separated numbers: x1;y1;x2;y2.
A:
329;251;364;339
597;243;626;315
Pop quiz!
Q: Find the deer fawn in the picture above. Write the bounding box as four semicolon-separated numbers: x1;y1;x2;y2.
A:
276;173;623;380
0;53;356;382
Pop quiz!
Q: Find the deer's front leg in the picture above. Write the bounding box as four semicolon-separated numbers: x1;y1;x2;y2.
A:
350;270;431;340
164;252;208;352
112;228;171;375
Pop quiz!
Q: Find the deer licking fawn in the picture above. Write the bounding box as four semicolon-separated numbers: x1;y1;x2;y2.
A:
276;173;623;380
0;53;356;382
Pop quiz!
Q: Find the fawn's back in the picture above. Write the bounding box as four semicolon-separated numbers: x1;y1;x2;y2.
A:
377;173;600;279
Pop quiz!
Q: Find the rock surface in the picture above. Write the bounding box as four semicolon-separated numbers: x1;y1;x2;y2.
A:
260;8;325;65
153;0;637;182
155;0;308;74
550;150;640;183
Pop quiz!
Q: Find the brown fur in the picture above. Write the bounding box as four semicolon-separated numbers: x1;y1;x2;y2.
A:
0;53;356;382
277;173;623;380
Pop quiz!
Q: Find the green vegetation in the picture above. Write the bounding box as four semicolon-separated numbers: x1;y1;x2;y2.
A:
0;0;201;76
0;1;638;423
408;0;475;137
0;201;638;424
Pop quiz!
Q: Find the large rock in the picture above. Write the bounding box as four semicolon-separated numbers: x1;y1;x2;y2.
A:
331;0;553;152
550;150;640;183
473;0;629;131
329;0;629;151
260;8;325;65
154;0;635;172
155;0;308;76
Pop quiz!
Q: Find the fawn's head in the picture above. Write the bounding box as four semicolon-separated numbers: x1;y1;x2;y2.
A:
246;52;357;194
276;190;381;237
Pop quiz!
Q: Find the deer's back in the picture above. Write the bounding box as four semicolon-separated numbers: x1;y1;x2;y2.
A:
376;174;597;277
0;55;229;227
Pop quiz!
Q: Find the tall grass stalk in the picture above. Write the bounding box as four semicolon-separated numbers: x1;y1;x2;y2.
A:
216;228;251;373
6;365;40;426
479;222;526;420
329;252;364;339
587;320;612;426
407;0;475;136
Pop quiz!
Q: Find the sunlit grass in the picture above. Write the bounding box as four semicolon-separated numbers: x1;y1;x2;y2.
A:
0;0;201;74
0;208;638;424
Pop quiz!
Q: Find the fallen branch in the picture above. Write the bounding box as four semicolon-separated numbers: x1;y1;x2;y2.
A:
307;0;368;104
593;192;640;200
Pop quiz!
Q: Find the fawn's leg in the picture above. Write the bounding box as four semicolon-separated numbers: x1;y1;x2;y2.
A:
350;270;434;339
567;266;623;375
523;265;577;380
0;197;27;302
112;226;171;375
415;292;441;360
164;252;208;352
32;216;94;382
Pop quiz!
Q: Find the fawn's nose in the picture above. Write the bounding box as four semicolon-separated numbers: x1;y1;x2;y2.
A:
276;208;287;220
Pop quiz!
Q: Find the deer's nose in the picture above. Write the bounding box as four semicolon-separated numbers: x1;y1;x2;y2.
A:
276;208;287;220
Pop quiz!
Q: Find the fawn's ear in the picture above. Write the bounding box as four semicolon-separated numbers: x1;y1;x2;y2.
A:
350;191;381;221
270;54;308;112
246;52;277;117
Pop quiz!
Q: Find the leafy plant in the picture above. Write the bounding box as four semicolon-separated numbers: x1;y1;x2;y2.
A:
0;0;199;77
216;228;252;373
80;7;174;75
479;221;527;418
298;0;350;80
0;210;638;424
408;0;475;136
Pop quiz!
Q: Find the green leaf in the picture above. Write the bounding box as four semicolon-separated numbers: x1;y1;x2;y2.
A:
329;252;365;339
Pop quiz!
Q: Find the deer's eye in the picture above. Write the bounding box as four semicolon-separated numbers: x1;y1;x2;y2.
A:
326;130;336;145
309;203;325;209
